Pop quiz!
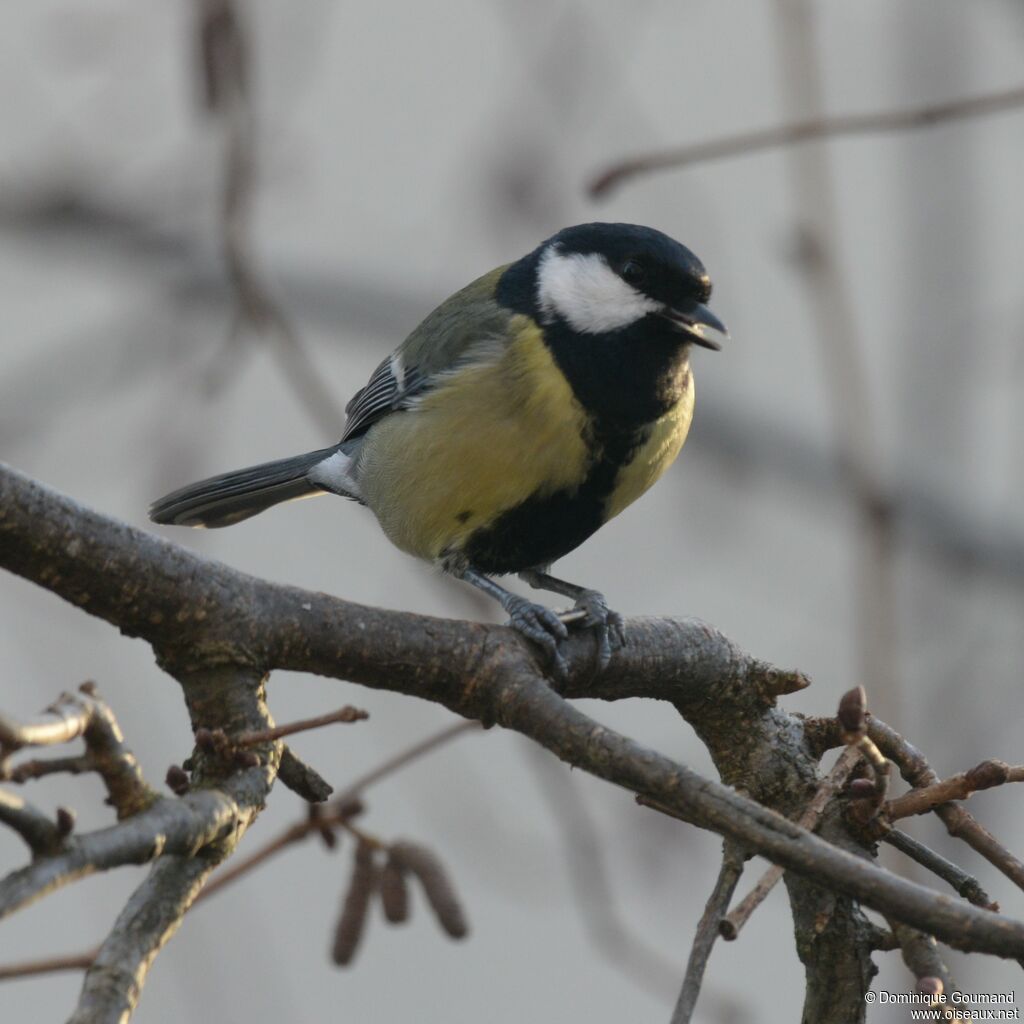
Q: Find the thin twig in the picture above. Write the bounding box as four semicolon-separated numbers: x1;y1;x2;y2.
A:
589;83;1024;196
888;920;961;1017
671;841;745;1024
0;719;480;982
0;789;62;856
1;687;157;819
0;950;95;981
720;745;861;940
886;761;1024;822
883;829;996;910
334;721;481;802
235;706;369;746
6;755;92;783
869;718;1024;893
0;697;92;764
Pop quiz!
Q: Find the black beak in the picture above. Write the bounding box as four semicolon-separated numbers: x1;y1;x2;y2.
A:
661;302;728;350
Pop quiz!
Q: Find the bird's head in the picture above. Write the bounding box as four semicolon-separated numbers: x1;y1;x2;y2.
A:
530;222;727;349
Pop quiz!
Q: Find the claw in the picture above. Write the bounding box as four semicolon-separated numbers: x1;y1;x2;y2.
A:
505;595;570;678
570;590;625;671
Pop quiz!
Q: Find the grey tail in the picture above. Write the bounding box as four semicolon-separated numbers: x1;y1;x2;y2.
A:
149;447;338;528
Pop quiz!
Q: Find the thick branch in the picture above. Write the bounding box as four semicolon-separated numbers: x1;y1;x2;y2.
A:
68;856;214;1024
0;784;248;921
3;464;1024;961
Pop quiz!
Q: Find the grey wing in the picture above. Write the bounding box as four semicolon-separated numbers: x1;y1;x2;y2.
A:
340;266;514;443
341;352;424;442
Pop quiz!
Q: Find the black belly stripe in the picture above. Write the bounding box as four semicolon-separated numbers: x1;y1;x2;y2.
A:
462;427;648;575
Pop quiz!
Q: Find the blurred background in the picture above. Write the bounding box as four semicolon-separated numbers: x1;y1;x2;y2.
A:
1;1;1023;1020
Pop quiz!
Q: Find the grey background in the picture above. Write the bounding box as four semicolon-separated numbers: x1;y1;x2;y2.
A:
1;1;1023;1021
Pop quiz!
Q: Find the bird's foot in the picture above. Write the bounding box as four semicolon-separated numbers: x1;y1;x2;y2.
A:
558;590;625;671
504;595;570;679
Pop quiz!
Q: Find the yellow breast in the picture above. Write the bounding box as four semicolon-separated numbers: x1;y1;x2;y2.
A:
356;318;592;560
603;369;694;521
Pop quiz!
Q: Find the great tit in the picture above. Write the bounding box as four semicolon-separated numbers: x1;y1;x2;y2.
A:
150;222;726;674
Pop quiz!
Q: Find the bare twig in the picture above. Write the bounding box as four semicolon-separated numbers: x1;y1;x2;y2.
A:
0;950;95;981
0;687;157;819
883;829;996;910
334;721;481;802
589;83;1024;196
0;696;92;763
889;921;961;1019
276;745;333;803
671;841;745;1024
6;754;92;783
0;718;481;981
235;706;369;746
0;786;243;921
0;789;62;856
886;761;1024;822
720;745;861;940
869;718;1024;893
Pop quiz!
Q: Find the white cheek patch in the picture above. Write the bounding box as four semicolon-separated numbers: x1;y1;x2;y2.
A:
536;247;661;334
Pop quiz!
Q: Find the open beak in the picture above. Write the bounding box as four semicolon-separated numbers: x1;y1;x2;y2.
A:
661;302;728;350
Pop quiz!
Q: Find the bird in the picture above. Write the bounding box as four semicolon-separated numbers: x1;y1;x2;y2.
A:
150;222;726;675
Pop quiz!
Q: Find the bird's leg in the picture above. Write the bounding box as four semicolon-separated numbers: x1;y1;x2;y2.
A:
458;566;570;678
518;568;625;670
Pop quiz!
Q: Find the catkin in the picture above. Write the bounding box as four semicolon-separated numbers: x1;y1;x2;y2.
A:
331;841;378;965
380;855;410;924
389;840;468;939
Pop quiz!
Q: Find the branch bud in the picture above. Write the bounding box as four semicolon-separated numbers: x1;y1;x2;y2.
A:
165;764;190;795
965;759;1009;791
837;686;867;735
55;806;76;837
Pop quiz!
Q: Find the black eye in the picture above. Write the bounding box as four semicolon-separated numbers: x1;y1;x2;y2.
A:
621;259;645;285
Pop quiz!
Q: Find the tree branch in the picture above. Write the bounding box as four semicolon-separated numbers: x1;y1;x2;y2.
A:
0;789;63;856
886;760;1024;822
671;841;745;1024
883;829;996;910
588;82;1024;196
869;718;1024;892
3;463;1024;978
67;855;214;1024
0;784;245;921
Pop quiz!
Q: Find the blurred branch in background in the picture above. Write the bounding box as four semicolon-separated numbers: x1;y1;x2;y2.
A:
195;0;344;435
589;83;1024;197
772;0;901;723
522;743;681;997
